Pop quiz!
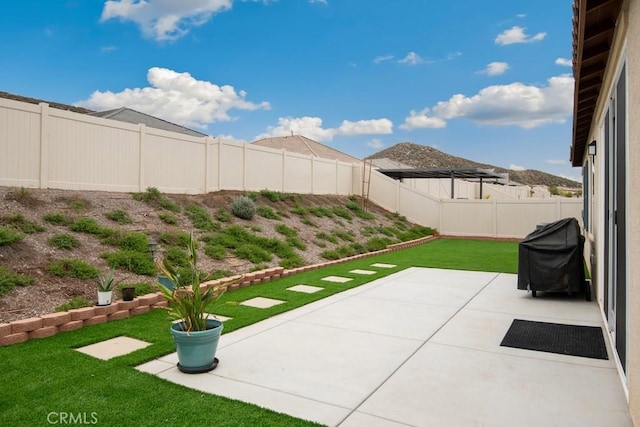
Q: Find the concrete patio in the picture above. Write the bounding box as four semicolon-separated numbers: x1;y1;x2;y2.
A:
136;267;632;426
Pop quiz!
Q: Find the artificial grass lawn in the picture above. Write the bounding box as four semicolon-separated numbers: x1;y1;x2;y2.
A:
0;238;518;426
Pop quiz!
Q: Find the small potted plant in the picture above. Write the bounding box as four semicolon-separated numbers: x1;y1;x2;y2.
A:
157;232;231;374
96;269;122;306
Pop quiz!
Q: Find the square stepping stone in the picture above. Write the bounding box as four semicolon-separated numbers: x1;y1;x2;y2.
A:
371;263;397;268
350;269;377;275
322;276;353;283
240;297;285;309
287;284;324;294
76;336;151;361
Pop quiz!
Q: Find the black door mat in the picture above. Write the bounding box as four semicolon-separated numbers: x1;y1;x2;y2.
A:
500;319;608;360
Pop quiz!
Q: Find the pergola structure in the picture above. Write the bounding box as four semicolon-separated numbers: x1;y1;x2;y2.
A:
377;167;507;199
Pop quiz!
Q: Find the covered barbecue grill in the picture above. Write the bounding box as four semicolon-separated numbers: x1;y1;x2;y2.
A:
517;217;587;298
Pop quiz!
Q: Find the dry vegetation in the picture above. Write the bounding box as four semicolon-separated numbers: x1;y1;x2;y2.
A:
0;186;434;323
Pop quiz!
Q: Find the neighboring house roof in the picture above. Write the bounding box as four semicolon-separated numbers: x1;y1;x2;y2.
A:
0;91;94;114
89;107;208;137
251;135;361;164
571;0;623;166
0;91;207;138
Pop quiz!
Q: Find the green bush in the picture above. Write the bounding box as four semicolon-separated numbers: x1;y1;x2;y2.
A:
259;189;282;202
316;232;338;244
333;230;355;242
165;246;189;268
397;226;436;241
3;213;45;234
43;212;74;226
275;224;297;238
70;217;104;235
185;204;218;231
365;236;395;252
230;196;256;220
332;207;352;221
257;205;281;220
158;212;178;225
336;244;357;258
101;250;156;276
345;201;375;220
0;266;34;297
204;244;226;260
0;227;24;246
279;254;305;269
215;207;231;222
235;244;273;263
47;259;99;279
47;233;80;250
105;209;133;224
320;249;340;260
117;281;157;297
133;187;180;212
117;232;149;252
308;206;334;217
291;207;307;216
56;297;92;312
300;217;318;227
159;231;190;248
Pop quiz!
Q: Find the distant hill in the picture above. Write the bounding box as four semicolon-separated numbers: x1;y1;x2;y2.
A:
367;142;581;188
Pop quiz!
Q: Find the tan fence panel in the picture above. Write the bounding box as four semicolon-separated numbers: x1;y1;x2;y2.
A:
312;157;338;194
0;99;41;187
47;110;140;192
398;185;441;228
218;140;245;191
144;128;206;194
337;162;354;195
245;144;284;192
283;152;312;194
441;200;495;236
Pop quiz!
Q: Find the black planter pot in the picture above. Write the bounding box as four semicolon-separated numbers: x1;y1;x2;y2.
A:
122;287;136;301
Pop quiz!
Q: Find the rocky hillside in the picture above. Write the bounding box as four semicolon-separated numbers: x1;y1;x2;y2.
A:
367;142;581;188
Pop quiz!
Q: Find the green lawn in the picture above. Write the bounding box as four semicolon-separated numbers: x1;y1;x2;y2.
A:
0;238;518;426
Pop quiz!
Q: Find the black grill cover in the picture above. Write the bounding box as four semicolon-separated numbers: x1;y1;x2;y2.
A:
517;217;585;293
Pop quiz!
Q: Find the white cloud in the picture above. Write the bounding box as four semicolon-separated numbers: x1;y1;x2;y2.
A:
555;57;572;67
76;67;270;129
509;164;526;171
101;0;233;41
495;26;546;45
367;138;384;149
400;109;447;130
446;52;462;60
401;74;573;130
546;159;568;165
256;116;393;141
309;0;327;4
481;61;509;76
373;55;394;64
398;52;423;65
338;119;393;135
516;13;527;18
101;45;117;52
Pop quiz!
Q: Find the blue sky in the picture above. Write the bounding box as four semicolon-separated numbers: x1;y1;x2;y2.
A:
1;0;578;181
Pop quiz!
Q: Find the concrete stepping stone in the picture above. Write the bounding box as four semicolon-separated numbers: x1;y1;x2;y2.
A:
322;276;353;283
240;297;285;309
350;269;377;275
371;263;397;268
287;284;324;294
76;336;151;360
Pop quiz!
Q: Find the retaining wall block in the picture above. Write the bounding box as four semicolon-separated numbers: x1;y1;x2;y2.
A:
41;312;72;327
117;299;140;311
0;332;29;346
68;307;96;321
0;323;12;338
94;304;118;316
84;315;108;326
131;306;151;316
11;317;43;334
59;320;84;332
29;326;58;339
108;310;130;321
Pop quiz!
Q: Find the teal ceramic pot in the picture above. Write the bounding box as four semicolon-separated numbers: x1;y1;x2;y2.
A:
157;275;175;291
170;318;223;373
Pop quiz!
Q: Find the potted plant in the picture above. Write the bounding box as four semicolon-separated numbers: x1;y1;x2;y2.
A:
96;269;122;306
156;232;229;374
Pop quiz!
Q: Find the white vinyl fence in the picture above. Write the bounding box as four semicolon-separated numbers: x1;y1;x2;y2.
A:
0;97;581;238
